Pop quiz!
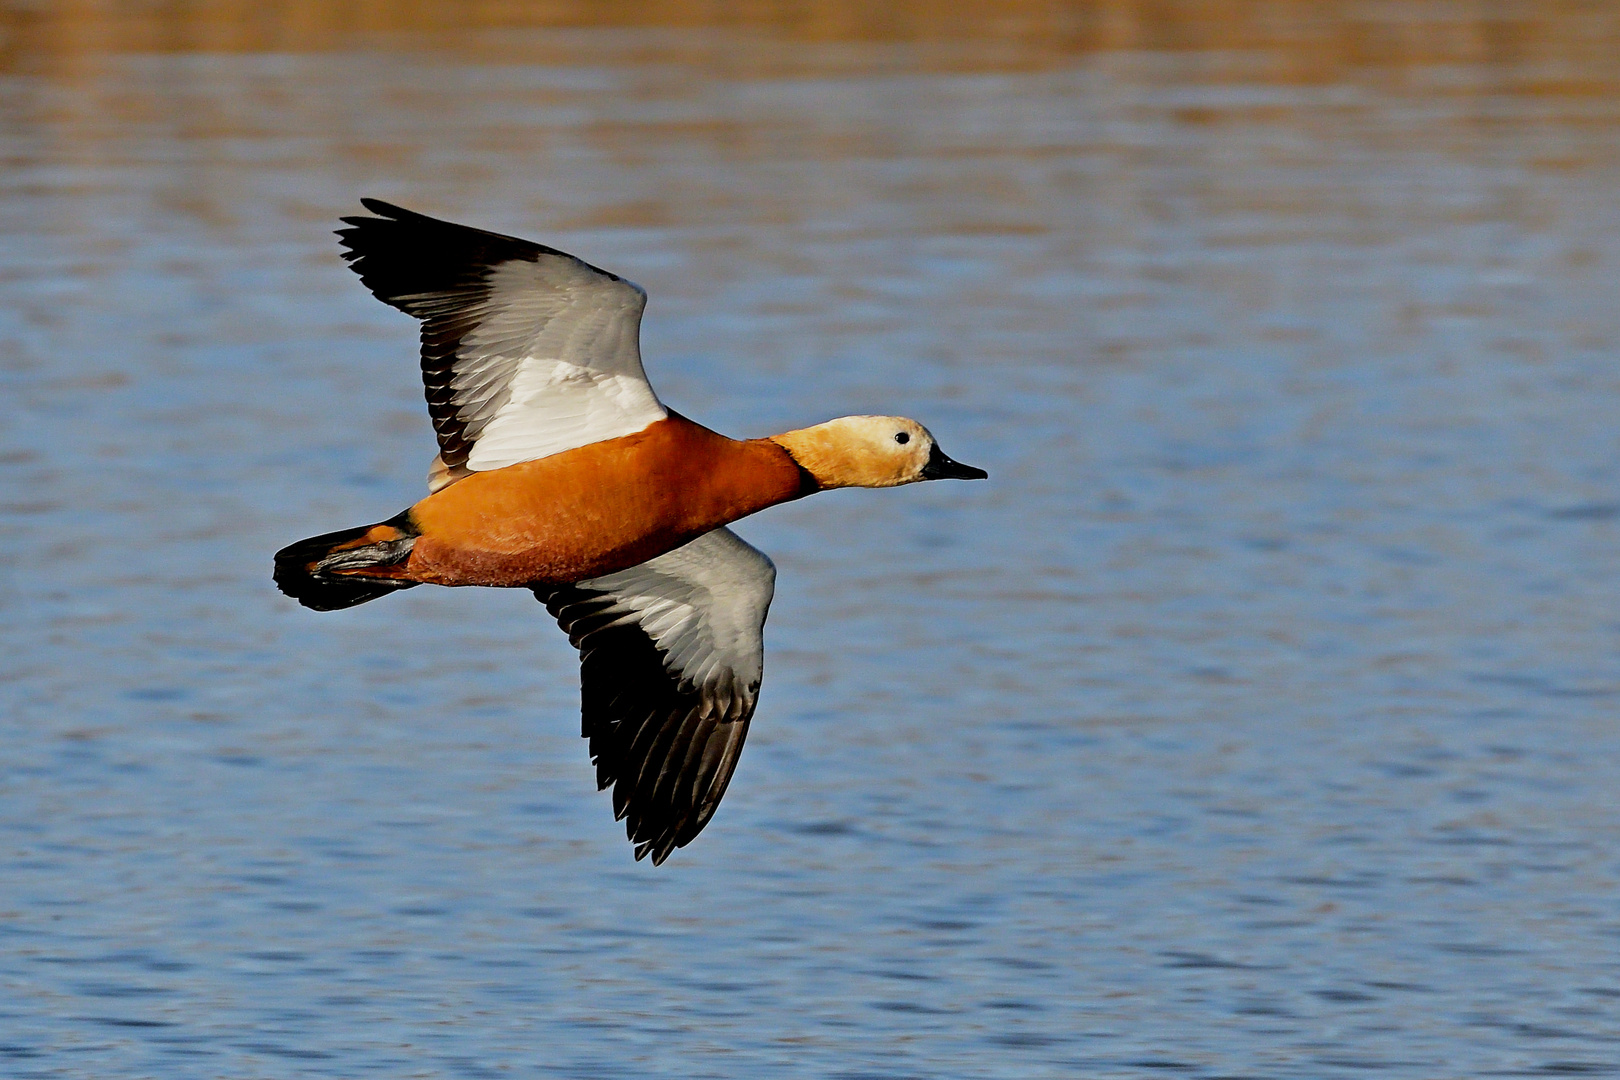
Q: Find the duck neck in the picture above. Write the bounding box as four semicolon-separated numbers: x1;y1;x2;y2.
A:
767;426;846;490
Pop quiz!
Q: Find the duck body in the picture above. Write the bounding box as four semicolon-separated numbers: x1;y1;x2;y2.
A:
403;413;811;587
274;199;984;865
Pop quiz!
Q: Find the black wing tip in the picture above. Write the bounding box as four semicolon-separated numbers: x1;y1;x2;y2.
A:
334;200;417;256
333;199;441;251
616;716;743;868
538;587;756;870
337;197;514;240
334;200;622;285
359;196;409;217
334;198;409;234
634;837;678;865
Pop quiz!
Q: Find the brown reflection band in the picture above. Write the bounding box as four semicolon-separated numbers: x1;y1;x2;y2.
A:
3;1;1618;95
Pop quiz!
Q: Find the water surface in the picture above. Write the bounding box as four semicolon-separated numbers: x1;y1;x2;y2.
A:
3;5;1620;1077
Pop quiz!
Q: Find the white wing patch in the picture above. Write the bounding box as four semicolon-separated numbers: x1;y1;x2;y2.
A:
461;258;666;471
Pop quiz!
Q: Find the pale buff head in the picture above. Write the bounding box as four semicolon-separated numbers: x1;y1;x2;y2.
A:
769;415;987;490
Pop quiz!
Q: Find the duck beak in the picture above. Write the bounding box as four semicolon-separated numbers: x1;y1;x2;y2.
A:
920;442;988;481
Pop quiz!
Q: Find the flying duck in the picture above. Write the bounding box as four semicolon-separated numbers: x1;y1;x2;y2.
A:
275;199;986;864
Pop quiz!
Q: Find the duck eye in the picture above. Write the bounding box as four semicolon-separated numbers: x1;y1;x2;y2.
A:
894;432;910;445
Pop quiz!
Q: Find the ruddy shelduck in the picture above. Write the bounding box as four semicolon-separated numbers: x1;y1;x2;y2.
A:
275;200;986;864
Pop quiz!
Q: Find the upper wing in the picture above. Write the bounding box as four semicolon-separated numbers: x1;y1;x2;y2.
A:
536;528;776;865
337;199;667;479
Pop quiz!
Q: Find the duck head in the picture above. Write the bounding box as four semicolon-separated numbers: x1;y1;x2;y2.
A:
769;415;988;490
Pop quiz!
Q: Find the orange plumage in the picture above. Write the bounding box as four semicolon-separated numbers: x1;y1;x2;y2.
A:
402;414;810;587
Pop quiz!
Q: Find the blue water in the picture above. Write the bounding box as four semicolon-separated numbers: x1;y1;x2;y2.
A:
3;15;1620;1078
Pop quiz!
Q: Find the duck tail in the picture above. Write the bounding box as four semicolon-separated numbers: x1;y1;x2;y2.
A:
274;511;420;612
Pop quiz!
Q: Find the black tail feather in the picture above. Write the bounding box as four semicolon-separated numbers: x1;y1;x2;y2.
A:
274;512;420;612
